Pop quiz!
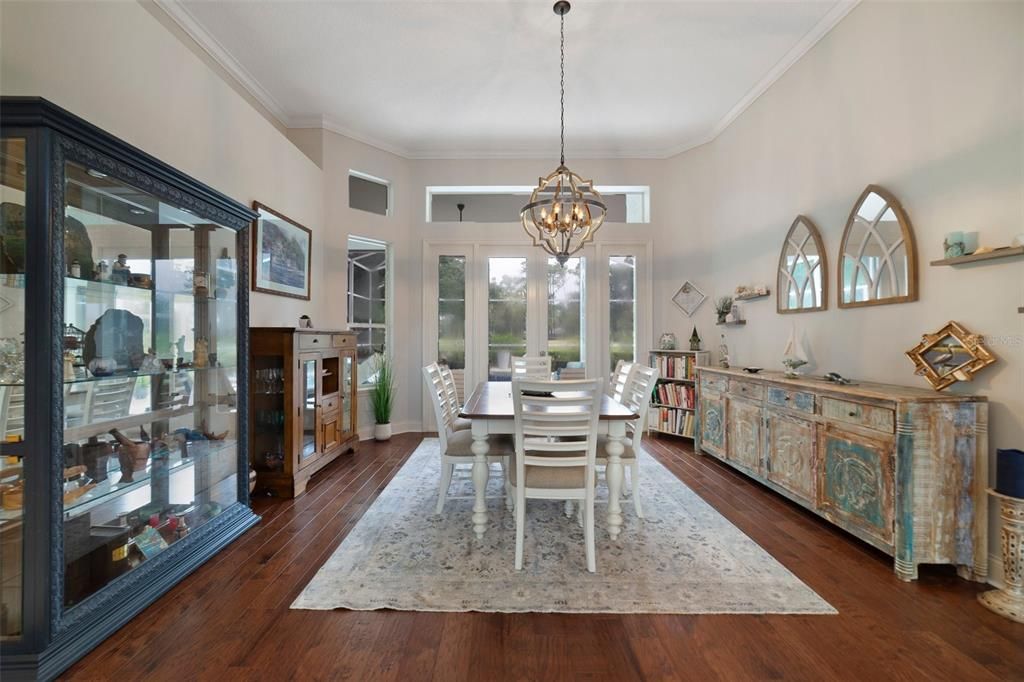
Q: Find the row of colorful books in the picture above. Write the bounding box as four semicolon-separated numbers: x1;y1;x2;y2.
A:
652;383;696;409
651;408;696;438
651;354;697;380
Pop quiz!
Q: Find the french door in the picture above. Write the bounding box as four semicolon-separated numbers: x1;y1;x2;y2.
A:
423;242;650;420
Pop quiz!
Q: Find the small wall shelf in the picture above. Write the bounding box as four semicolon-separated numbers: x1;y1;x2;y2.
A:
735;292;770;301
716;320;747;327
930;246;1024;266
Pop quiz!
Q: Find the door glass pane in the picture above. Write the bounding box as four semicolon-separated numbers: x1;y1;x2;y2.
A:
438;255;465;369
609;256;636;372
60;159;240;610
301;359;317;459
487;257;526;381
0;137;26;639
547;257;584;375
341;355;352;433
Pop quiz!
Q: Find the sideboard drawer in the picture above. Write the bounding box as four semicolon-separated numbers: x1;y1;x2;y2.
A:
822;397;894;433
767;386;815;414
331;334;355;349
729;379;765;402
298;334;332;350
700;373;728;393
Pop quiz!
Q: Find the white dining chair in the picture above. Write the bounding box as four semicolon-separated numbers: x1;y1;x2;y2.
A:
510;378;603;572
439;364;470;431
512;355;552;380
424;364;512;514
598;363;658;518
607;359;634;401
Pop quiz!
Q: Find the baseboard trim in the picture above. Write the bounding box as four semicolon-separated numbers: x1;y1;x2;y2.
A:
358;421;422;442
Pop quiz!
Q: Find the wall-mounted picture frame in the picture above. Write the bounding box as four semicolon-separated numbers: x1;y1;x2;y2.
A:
251;201;312;300
672;280;707;317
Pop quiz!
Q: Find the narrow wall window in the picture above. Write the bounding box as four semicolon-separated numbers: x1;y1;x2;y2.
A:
608;255;636;371
349;171;390;216
347;237;388;385
487;257;527;381
438;255;466;370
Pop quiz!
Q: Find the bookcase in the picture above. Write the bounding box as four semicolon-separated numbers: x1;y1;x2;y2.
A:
648;349;711;439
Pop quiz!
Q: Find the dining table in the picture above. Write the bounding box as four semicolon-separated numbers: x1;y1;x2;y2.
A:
459;380;639;541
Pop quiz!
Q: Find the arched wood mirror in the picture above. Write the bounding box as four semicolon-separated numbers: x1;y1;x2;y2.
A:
777;215;827;313
839;185;918;308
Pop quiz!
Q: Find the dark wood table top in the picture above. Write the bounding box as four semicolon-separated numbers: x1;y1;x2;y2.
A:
460;381;638;421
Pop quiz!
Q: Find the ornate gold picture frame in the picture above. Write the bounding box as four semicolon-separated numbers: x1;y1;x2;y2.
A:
906;320;996;391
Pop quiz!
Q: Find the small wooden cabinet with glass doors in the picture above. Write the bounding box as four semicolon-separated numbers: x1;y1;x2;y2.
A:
250;328;358;498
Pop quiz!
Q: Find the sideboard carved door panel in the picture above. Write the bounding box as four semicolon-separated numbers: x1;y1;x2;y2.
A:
727;398;763;475
765;410;816;504
819;424;894;546
700;390;726;458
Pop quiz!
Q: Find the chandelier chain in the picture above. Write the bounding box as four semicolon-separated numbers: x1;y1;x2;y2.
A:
560;11;565;166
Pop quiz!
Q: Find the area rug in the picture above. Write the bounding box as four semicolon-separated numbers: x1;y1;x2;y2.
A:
291;438;835;615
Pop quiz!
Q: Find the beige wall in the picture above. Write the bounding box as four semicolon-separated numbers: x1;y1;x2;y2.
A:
0;0;326;329
662;0;1023;578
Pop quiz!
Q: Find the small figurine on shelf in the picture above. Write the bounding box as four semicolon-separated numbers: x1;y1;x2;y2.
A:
193;271;209;297
70;259;81;278
94;259;110;282
193;338;209;368
719;334;730;369
111;254;130;284
659;332;678;350
63;351;77;381
137;350;163;374
689;327;702;351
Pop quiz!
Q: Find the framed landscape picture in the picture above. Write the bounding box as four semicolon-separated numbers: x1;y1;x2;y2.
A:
251;202;312;300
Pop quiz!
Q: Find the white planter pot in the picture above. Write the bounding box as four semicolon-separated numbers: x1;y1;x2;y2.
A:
374;423;392;441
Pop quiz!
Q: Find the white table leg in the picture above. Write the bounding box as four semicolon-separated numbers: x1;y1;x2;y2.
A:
605;421;626;540
470;421;491;539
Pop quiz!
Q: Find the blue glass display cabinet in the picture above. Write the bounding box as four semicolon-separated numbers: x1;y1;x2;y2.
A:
0;98;259;680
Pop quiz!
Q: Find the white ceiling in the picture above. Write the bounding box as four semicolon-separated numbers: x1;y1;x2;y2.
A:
160;0;857;159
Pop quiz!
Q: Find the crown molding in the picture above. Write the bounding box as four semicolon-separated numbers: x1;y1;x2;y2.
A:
153;0;292;127
153;0;860;161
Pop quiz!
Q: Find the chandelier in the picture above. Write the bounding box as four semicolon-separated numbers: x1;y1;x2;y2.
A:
521;1;607;266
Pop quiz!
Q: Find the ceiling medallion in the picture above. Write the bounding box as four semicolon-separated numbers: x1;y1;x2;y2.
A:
521;1;607;266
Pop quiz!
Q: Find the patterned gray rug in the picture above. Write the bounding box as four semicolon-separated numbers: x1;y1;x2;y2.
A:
291;438;835;614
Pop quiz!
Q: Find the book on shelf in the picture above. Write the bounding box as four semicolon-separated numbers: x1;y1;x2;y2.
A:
652;383;696;409
652;407;695;438
650;353;697;381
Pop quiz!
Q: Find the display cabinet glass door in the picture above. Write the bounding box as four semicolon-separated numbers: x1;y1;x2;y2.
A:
300;356;319;464
340;353;353;435
0;136;28;641
58;158;241;610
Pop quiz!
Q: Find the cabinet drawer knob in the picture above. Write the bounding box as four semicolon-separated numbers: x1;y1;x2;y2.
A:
848;411;857;417
784;396;791;401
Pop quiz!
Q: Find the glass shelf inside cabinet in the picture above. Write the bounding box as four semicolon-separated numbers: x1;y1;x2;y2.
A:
60;158;242;610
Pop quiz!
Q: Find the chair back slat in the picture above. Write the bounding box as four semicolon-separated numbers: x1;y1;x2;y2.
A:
422;363;452;450
512;356;552;380
439;365;461;424
608;360;635;401
621;363;659;444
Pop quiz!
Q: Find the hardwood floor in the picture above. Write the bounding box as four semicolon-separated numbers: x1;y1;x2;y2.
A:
62;433;1023;681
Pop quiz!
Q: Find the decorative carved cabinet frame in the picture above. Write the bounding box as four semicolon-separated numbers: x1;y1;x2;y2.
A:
839;185;918;308
777;215;828;313
906;320;996;391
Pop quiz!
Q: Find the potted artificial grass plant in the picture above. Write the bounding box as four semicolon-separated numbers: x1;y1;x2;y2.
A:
370;352;395;441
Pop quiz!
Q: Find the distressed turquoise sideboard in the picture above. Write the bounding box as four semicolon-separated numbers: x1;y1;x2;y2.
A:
696;367;988;582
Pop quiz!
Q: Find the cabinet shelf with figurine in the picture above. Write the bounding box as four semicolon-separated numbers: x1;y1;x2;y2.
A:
0;98;259;680
648;349;710;439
